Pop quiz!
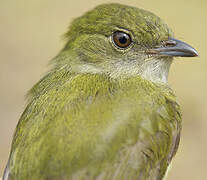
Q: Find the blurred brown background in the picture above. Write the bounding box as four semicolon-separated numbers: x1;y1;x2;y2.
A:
0;0;206;179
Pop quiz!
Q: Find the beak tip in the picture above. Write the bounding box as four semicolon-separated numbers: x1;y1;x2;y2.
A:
185;44;199;57
169;38;199;57
192;50;199;57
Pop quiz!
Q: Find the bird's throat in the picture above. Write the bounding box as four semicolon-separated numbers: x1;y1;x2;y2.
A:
71;57;172;84
139;58;173;84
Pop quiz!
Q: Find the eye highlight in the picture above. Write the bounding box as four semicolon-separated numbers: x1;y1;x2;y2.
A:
112;31;132;49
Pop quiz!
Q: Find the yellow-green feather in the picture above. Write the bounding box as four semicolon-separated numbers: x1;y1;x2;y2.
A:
9;72;181;180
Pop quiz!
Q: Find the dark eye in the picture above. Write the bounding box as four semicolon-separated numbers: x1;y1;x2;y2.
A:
112;31;132;48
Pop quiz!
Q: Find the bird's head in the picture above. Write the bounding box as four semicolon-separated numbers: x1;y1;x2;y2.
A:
59;3;198;83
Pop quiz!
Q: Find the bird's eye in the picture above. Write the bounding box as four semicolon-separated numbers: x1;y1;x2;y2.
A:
112;31;132;49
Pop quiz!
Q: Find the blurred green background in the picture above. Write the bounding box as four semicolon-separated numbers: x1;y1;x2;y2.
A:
0;0;206;179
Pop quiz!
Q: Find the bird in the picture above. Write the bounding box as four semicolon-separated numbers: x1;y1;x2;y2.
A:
3;3;198;180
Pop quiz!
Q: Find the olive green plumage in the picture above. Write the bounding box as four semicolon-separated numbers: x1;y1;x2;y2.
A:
4;3;198;180
9;73;181;180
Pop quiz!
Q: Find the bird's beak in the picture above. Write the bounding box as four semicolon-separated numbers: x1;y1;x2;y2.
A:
148;38;198;57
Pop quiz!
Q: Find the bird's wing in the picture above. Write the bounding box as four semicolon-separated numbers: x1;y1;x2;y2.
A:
7;73;181;180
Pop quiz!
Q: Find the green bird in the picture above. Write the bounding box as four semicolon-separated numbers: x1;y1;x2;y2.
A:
3;3;198;180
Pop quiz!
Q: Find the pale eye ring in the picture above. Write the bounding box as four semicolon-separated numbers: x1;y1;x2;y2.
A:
112;31;132;48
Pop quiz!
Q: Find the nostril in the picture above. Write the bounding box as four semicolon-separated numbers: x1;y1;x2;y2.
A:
164;39;176;46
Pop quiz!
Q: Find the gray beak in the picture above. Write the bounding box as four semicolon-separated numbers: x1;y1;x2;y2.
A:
148;38;198;57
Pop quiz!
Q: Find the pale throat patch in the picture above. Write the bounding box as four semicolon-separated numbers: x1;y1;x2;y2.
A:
72;57;172;84
139;58;172;84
